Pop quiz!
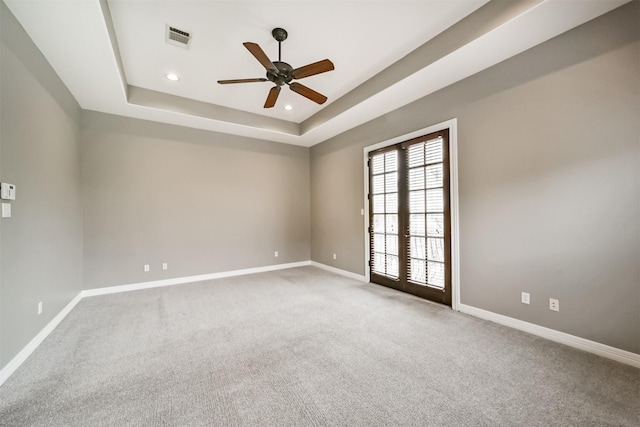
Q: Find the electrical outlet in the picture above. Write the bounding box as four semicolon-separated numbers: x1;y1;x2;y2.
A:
333;253;337;260
144;264;150;272
274;251;278;257
162;263;168;270
38;301;43;315
549;298;559;312
521;292;530;305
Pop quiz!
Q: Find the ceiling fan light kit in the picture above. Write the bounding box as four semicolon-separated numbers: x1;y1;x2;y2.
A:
217;27;334;109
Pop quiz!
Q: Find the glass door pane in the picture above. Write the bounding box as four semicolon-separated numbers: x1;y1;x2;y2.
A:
370;150;399;278
406;136;445;289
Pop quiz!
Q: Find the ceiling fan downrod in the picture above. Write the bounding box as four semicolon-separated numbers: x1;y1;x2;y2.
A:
271;27;288;62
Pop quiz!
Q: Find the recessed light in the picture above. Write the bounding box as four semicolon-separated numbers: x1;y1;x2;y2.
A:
165;73;179;81
284;105;293;111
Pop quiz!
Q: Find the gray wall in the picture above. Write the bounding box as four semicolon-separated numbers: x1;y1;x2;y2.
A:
311;3;640;353
81;112;310;289
0;2;83;367
1;0;638;375
0;0;310;372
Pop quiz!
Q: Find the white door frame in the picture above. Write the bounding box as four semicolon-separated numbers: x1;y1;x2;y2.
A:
362;118;461;310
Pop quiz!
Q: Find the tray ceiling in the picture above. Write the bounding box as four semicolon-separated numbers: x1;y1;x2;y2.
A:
4;0;630;146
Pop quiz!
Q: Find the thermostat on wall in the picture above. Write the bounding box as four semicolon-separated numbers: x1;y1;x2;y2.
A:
1;183;16;200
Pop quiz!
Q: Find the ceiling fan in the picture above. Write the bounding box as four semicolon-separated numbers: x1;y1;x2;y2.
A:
217;28;334;108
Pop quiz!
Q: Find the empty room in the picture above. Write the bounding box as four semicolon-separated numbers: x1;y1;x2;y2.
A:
1;0;638;425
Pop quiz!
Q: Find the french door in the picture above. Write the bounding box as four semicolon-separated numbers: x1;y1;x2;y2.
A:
368;130;451;305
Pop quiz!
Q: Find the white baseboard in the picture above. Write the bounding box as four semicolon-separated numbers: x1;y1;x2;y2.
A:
310;261;366;282
459;304;640;369
0;292;83;387
3;265;637;389
0;261;310;387
81;261;311;297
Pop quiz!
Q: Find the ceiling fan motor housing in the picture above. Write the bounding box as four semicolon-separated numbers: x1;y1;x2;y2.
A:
268;61;293;86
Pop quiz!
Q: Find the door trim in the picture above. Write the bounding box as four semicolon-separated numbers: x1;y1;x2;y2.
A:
363;118;460;311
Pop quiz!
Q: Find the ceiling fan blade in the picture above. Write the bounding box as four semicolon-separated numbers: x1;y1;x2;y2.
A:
243;42;277;72
289;82;327;105
264;86;281;108
217;78;269;84
292;59;335;80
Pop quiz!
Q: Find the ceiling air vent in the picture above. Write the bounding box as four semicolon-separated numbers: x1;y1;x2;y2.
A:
165;25;191;49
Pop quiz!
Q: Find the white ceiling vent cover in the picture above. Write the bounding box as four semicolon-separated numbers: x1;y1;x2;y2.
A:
166;25;191;49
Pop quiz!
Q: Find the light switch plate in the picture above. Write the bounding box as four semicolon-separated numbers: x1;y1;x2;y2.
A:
1;203;11;218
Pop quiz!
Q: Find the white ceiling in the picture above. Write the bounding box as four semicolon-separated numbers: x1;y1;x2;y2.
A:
110;0;487;123
4;0;630;147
